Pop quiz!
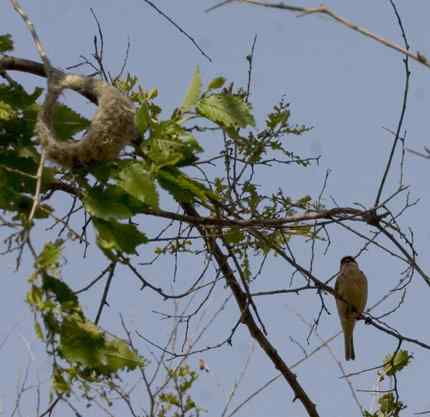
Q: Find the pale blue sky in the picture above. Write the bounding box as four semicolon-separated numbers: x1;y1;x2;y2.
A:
2;1;430;416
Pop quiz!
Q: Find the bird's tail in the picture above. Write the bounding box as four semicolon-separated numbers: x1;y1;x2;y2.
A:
344;331;355;361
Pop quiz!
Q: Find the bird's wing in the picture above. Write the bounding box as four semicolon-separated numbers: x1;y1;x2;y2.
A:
359;271;368;313
335;274;348;315
335;274;342;294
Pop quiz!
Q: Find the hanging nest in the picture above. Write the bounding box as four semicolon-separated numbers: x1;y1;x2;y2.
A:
36;72;137;168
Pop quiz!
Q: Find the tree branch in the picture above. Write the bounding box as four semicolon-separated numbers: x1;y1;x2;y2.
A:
180;202;319;417
208;0;430;69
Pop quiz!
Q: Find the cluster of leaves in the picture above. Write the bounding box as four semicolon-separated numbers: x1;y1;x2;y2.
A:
157;365;202;417
0;36;90;225
82;66;263;258
364;394;405;417
2;31;316;410
27;241;144;395
363;350;412;417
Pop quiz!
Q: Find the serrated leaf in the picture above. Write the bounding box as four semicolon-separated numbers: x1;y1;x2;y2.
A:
103;338;144;372
60;318;105;369
0;151;56;196
148;121;203;169
89;161;121;183
174;130;203;166
52;103;90;140
0;166;52;217
60;318;144;375
207;76;226;90
0;153;37;188
148;138;185;169
84;186;133;220
157;167;209;204
197;93;255;128
0;190;52;219
0;34;14;52
42;275;79;309
378;393;397;413
36;241;63;270
181;66;201;112
118;162;159;209
135;102;151;134
0;84;42;109
93;218;148;255
383;350;411;376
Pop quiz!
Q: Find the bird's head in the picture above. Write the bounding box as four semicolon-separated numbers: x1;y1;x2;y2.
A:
340;256;359;273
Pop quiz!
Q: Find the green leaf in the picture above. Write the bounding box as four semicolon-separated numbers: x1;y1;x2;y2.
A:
378;393;403;415
0;34;14;52
148;138;185;169
147;88;158;99
0;153;37;189
26;285;44;308
383;350;411;376
174;130;203;166
147;121;203;169
0;101;15;120
52;367;71;394
84;185;134;220
93;218;148;255
160;393;180;407
28;246;146;386
157;167;210;204
207;76;226;90
52;103;90;140
34;321;44;340
60;318;144;375
42;275;79;309
89;161;121;183
197;93;255;128
0;152;56;199
135;102;151;134
118;162;159;209
36;241;63;271
60;318;105;369
0;83;42;109
0;188;52;219
103;338;144;372
181;66;201;111
224;228;245;244
0;84;42;147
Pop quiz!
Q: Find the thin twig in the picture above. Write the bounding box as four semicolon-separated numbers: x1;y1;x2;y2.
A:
142;0;212;62
94;263;116;324
229;0;430;69
374;0;410;205
10;0;51;70
226;332;340;417
245;34;257;101
28;149;46;225
291;309;363;414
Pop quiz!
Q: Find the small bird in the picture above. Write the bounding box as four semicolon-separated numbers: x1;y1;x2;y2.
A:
335;256;368;361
